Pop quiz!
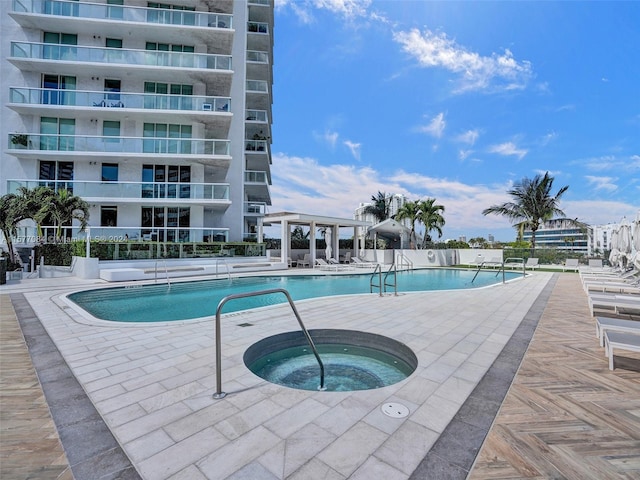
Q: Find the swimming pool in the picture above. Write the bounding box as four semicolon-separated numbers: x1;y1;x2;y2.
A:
68;268;521;323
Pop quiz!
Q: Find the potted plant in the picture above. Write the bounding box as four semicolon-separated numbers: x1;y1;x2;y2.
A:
10;134;28;148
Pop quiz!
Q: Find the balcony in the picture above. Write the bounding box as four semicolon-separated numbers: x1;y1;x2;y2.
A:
244;170;270;203
244;202;267;215
10;0;233;50
246;80;271;110
245;109;268;123
7;180;231;208
246;50;270;82
7;133;231;165
9;87;231;128
247;22;271;52
9;42;233;85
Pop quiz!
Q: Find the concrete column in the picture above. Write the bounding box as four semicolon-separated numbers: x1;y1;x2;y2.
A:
310;221;316;265
280;220;289;263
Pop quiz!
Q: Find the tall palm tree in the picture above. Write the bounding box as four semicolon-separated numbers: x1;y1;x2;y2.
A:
418;198;445;248
16;186;54;238
363;191;391;223
482;172;569;250
47;189;90;241
394;200;420;249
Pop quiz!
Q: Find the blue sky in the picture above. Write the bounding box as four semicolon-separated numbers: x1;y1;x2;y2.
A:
268;0;640;241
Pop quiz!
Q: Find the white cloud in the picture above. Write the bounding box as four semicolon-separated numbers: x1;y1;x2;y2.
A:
393;28;533;93
585;175;618;192
488;142;528;160
314;130;340;149
540;131;557;146
459;149;473;160
456;129;479;145
343;140;361;160
418;112;446;138
276;0;382;24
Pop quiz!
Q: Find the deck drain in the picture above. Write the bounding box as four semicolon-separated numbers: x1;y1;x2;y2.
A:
381;402;409;418
237;322;254;327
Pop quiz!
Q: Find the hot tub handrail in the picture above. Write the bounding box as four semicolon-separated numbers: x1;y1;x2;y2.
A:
213;288;325;399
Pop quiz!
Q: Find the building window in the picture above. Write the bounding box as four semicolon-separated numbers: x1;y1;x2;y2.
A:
101;163;118;182
40;117;75;151
141;164;190;198
106;0;123;19
39;160;74;193
145;42;194;67
43;32;77;60
142;123;192;154
147;3;195;26
143;82;192;109
42;74;76;105
101;206;117;227
141;206;190;241
102;121;120;145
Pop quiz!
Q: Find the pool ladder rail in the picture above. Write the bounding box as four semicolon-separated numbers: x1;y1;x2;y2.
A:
212;288;325;399
471;257;526;283
370;264;398;297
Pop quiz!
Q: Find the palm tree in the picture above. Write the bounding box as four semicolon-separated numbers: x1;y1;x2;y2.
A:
394;200;420;249
363;191;391;223
417;198;445;248
47;189;90;241
0;193;29;265
482;172;569;250
16;186;54;239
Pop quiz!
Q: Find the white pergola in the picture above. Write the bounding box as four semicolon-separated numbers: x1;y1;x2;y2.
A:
258;212;372;265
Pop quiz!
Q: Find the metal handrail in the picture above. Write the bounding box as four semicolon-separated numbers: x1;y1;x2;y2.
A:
212;288;325;399
370;264;382;295
369;264;398;296
216;258;231;280
153;260;171;289
383;264;398;295
503;257;526;280
395;252;413;270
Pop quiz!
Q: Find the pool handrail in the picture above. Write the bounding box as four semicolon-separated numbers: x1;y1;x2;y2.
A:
212;288;325;399
471;257;526;283
370;264;398;296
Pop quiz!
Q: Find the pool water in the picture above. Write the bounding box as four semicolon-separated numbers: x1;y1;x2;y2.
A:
247;344;414;392
68;268;519;322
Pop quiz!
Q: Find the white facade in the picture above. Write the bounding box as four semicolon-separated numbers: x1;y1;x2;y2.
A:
354;193;411;227
1;0;273;244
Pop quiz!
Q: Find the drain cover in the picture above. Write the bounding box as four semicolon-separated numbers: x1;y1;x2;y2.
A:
381;402;409;418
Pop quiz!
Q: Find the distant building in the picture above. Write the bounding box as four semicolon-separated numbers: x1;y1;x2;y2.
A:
459;235;467;243
522;218;587;254
488;234;494;243
354;193;411;229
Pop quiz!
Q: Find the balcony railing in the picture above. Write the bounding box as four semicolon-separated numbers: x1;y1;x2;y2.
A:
246;50;268;63
11;42;232;70
11;0;233;29
244;140;267;152
244;171;268;183
244;202;267;214
248;0;270;5
247;21;269;33
7;180;230;201
9;87;231;113
8;133;231;156
246;80;268;92
245;109;267;122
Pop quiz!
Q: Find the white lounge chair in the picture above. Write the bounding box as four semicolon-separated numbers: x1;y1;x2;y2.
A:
595;316;640;348
350;257;377;268
563;259;579;272
315;258;344;271
525;258;539;270
588;292;640;317
297;253;311;268
604;331;640;370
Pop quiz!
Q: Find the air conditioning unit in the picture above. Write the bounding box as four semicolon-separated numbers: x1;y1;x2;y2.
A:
202;104;212;111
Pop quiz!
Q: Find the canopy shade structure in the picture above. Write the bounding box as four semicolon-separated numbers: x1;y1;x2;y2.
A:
367;218;413;249
260;212;372;265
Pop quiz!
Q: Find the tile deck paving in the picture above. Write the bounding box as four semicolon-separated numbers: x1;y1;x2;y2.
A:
1;270;638;479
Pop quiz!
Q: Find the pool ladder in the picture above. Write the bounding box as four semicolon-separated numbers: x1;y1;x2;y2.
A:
471;257;526;283
212;288;325;399
153;260;171;290
370;264;398;297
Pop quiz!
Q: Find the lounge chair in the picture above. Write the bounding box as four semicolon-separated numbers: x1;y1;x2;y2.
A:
525;258;539;270
604;331;640;370
563;259;579;272
588;292;640;317
484;257;503;269
314;258;344;271
351;257;377;268
595;316;640;347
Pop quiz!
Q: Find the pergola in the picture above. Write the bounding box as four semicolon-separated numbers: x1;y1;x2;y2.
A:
258;212;372;265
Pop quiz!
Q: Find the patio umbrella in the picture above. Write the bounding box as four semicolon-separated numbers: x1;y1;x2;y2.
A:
632;212;640;270
617;217;633;268
324;228;332;260
609;227;620;267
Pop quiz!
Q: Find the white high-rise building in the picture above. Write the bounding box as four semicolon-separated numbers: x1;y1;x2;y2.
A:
1;0;273;244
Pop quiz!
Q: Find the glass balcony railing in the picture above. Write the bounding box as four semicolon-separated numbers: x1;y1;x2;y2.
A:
246;80;268;92
8;133;231;156
248;0;270;6
245;109;268;122
9;87;231;113
11;42;232;71
244;140;267;152
246;50;268;63
11;0;233;29
244;202;267;214
7;180;230;201
247;21;269;33
244;171;268;183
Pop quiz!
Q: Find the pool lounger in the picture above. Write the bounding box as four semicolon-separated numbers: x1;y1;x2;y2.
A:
604;331;640;370
588;293;640;316
596;316;640;349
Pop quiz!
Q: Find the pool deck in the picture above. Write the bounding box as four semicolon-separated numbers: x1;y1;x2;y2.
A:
1;271;639;479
